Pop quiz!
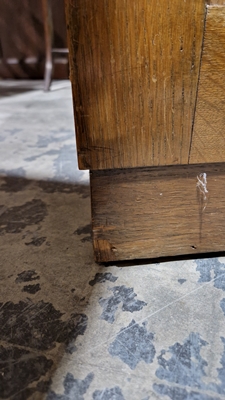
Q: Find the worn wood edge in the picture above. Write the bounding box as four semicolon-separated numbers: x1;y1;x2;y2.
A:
64;0;86;170
207;1;225;5
189;5;225;164
91;163;225;262
64;0;75;85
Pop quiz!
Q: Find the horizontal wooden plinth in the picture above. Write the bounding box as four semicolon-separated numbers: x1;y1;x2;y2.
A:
91;164;225;262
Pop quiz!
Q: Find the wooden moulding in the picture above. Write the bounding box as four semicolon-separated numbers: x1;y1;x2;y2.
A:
91;164;225;262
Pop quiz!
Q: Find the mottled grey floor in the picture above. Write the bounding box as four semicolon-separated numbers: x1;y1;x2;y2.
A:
1;81;225;400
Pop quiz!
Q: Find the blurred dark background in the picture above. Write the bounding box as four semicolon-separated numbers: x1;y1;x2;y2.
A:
0;0;68;80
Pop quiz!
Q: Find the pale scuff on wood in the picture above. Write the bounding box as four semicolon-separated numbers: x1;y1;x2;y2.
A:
197;173;208;201
197;173;209;212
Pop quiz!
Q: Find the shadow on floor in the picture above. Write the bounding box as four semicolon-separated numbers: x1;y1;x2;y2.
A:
0;174;107;399
0;80;70;98
2;175;225;400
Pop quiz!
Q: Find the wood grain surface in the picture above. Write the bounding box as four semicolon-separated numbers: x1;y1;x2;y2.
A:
91;164;225;262
189;6;225;163
207;1;225;4
65;0;206;170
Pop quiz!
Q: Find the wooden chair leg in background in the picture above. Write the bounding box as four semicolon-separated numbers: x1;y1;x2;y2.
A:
42;0;53;92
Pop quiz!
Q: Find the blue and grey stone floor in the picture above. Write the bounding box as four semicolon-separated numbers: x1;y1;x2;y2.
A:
1;80;225;400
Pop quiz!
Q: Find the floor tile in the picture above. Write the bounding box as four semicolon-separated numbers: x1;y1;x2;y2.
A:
1;81;225;400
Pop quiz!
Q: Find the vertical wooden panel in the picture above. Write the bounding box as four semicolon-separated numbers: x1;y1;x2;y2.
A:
65;0;206;170
189;7;225;164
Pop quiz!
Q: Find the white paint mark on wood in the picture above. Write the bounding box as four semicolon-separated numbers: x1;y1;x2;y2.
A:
197;173;208;200
197;173;209;213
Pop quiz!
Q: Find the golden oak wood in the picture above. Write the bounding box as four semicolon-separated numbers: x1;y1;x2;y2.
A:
91;164;225;262
65;0;206;170
189;6;225;164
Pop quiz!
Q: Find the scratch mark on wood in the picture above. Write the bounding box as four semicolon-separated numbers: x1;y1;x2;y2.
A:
197;172;209;242
197;172;208;204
